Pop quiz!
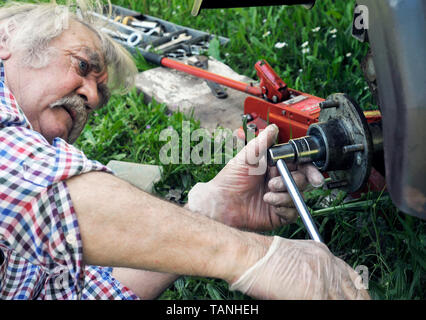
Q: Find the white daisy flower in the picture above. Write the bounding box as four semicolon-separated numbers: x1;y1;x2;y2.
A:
263;31;271;38
302;48;310;54
301;41;309;48
329;28;338;34
346;52;352;57
332;34;337;38
274;41;288;49
312;27;320;32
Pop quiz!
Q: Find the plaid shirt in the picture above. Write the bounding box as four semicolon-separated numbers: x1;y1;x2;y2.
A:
0;61;138;300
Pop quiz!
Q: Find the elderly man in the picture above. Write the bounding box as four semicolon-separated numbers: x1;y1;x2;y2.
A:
0;1;370;300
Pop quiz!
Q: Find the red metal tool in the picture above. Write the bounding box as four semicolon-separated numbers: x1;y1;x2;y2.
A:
144;51;263;97
142;51;385;192
146;52;324;142
241;89;323;142
255;60;290;102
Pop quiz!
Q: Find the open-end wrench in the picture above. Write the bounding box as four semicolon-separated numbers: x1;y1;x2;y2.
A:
156;33;193;51
191;56;228;99
100;27;142;47
161;34;211;55
276;158;324;243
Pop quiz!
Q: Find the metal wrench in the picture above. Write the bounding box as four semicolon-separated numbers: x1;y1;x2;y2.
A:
276;159;323;243
100;27;143;47
156;33;192;51
191;56;228;99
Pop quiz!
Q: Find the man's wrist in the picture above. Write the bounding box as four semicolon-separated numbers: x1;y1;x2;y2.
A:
226;233;273;285
187;181;224;222
182;201;273;285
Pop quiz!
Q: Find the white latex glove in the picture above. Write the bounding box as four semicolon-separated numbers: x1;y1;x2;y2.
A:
230;236;371;300
188;124;325;231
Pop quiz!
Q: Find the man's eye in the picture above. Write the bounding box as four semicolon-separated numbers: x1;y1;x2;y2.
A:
77;59;91;76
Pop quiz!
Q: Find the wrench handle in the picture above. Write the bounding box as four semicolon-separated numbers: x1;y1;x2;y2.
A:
276;159;324;243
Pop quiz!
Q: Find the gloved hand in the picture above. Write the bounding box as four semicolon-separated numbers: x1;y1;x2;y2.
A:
230;236;371;300
188;124;324;231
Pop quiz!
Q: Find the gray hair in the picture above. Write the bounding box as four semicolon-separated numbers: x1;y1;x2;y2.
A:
0;0;137;94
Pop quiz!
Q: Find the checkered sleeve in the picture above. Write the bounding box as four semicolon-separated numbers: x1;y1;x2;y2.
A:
0;126;116;298
81;266;139;300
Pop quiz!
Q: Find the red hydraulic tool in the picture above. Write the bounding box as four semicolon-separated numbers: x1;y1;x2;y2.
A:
256;60;290;102
141;51;324;143
140;50;386;242
140;51;385;196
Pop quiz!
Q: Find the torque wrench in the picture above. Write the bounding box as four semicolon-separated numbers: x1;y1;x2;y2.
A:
276;158;323;243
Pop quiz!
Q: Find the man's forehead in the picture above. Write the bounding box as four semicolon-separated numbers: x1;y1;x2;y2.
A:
61;22;106;72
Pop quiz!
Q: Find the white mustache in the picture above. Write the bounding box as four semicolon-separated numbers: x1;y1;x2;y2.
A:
49;95;89;144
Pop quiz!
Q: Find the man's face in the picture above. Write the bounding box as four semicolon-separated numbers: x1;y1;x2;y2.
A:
2;21;109;144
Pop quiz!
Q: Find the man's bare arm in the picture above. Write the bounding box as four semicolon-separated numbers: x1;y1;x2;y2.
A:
110;203;219;299
66;171;271;288
111;268;178;299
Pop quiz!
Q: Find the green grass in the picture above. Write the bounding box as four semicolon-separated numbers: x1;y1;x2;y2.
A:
101;0;424;300
113;0;375;109
75;89;426;300
7;0;424;300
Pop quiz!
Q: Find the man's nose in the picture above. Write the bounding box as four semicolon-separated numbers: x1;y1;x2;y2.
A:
76;78;101;110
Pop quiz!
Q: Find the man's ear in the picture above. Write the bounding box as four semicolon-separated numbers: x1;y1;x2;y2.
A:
0;45;11;60
0;28;12;60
